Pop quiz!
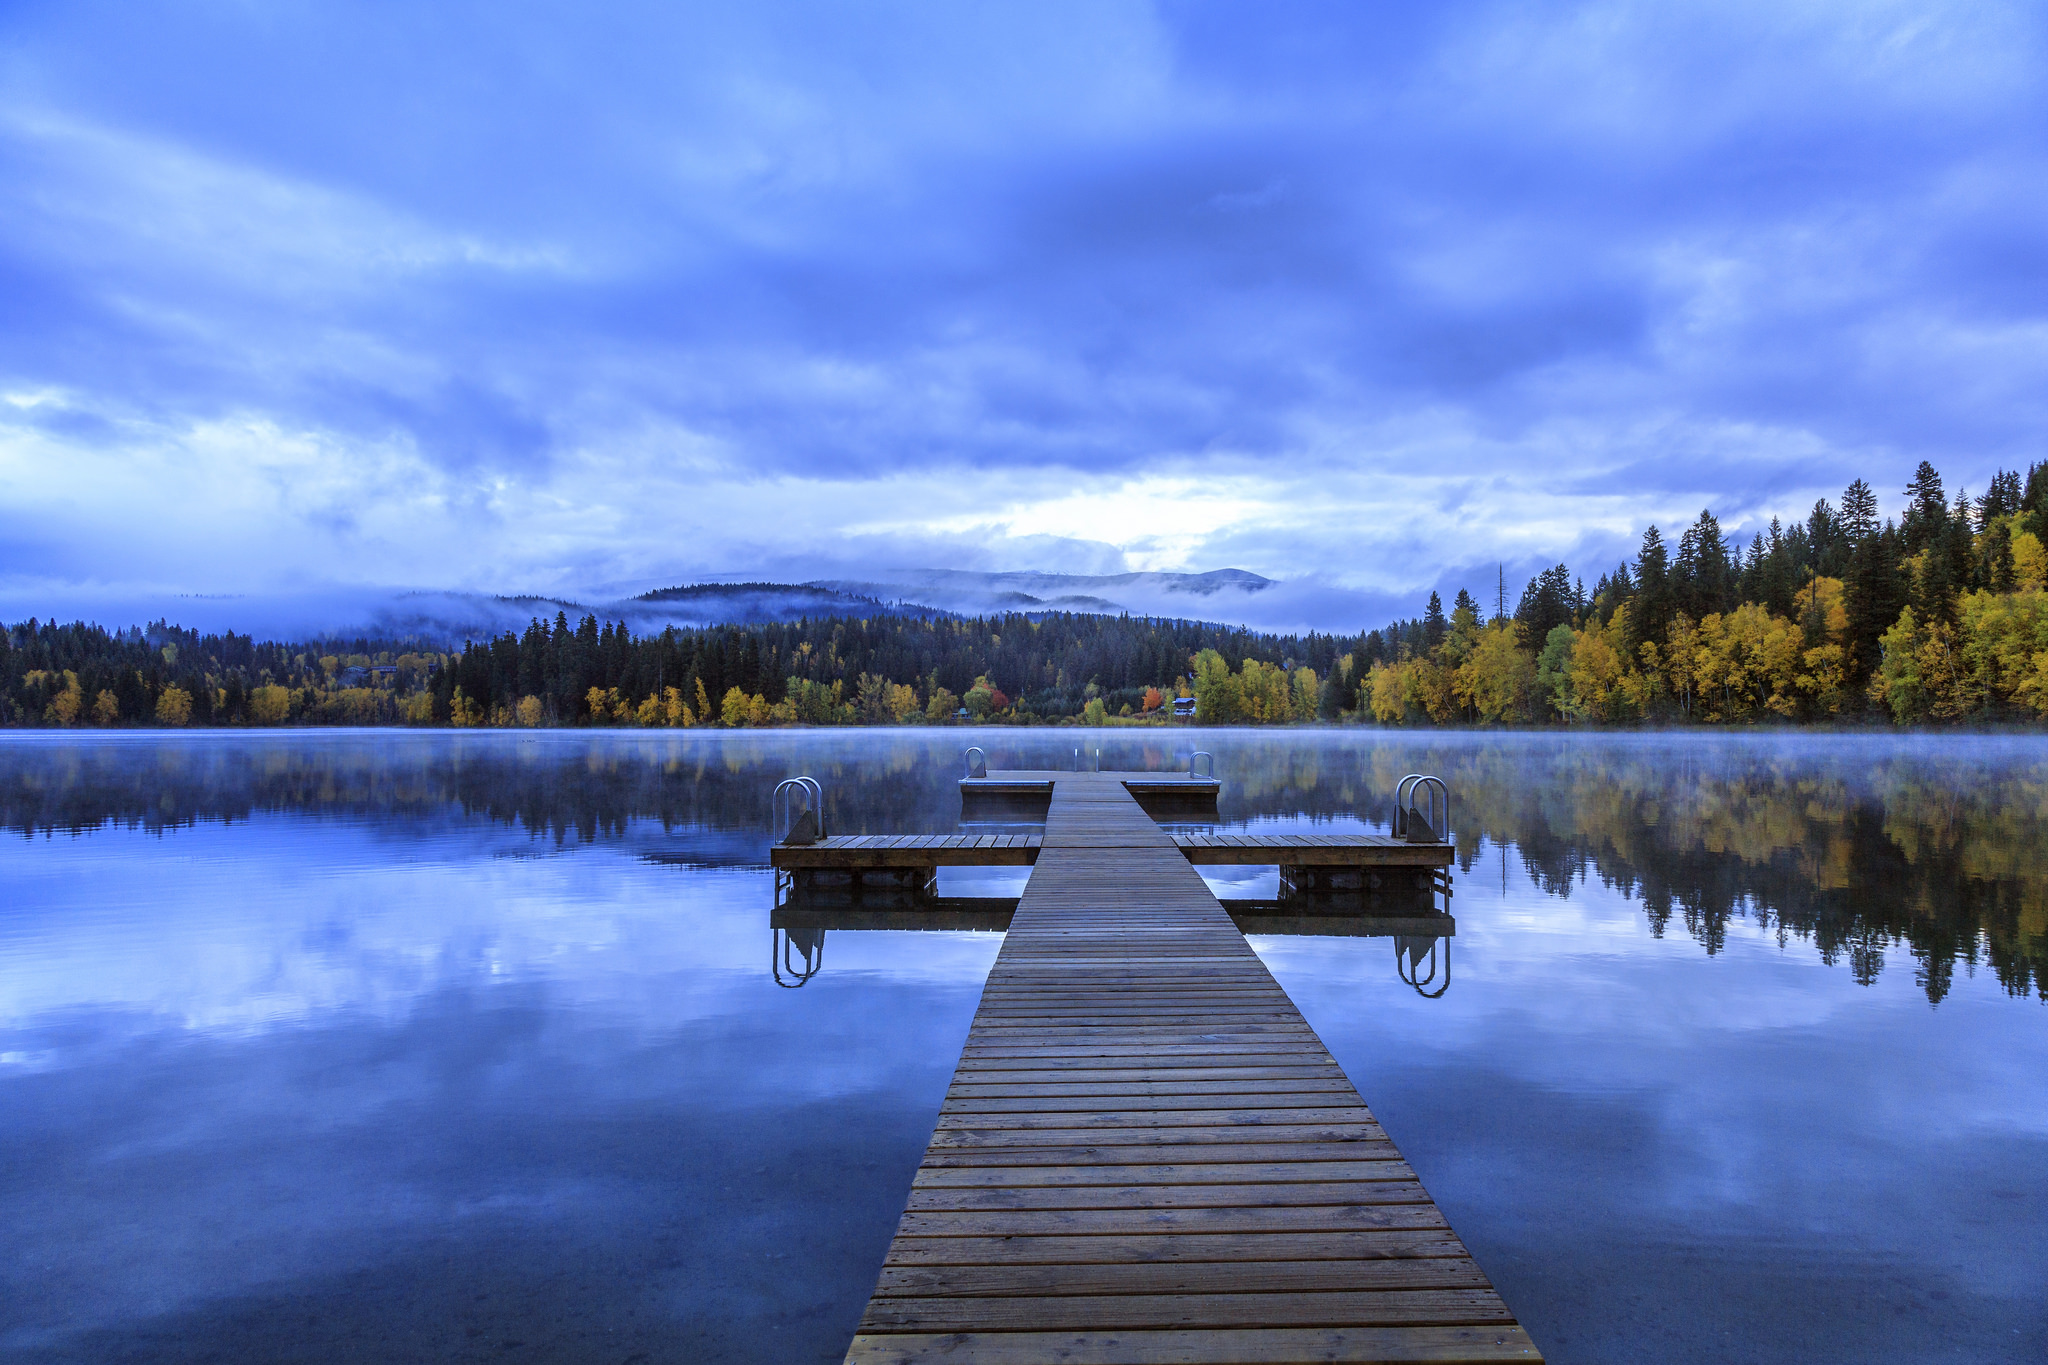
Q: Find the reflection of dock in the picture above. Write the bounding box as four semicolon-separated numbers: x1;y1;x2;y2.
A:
770;900;1457;941
772;822;1456;896
811;771;1534;1363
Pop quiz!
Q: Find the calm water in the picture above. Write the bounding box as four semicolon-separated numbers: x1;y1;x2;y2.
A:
2;730;2044;1363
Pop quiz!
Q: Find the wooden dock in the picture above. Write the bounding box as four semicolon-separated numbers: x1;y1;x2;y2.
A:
773;831;1454;871
836;772;1537;1364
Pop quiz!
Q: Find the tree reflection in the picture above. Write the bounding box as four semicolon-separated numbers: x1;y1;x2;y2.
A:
3;733;2041;1003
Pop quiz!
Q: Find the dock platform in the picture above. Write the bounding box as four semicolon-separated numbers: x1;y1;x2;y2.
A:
771;830;1454;871
835;771;1536;1364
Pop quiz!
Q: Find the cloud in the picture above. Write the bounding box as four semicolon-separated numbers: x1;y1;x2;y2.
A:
2;0;2046;633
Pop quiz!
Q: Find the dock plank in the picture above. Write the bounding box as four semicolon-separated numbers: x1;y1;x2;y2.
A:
845;1326;1539;1362
839;772;1534;1364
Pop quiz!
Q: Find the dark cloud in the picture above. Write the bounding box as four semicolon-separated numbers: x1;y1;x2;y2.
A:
2;1;2046;629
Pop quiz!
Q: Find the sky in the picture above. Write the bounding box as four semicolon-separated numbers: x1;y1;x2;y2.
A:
2;0;2046;635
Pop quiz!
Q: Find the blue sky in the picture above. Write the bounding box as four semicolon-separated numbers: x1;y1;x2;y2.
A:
2;1;2045;632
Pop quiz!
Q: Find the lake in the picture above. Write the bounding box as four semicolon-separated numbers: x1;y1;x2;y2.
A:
1;729;2043;1363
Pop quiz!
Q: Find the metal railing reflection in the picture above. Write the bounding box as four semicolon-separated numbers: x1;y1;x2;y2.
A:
767;877;1455;996
772;923;825;987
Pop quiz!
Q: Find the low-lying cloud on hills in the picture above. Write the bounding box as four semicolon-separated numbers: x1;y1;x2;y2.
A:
0;569;1410;644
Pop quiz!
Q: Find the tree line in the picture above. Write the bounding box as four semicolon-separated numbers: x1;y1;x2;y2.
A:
1356;459;2048;724
4;457;2044;728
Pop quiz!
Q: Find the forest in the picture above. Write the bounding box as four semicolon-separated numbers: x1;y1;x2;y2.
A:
4;458;2045;729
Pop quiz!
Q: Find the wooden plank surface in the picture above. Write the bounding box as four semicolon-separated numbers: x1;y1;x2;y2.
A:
768;824;1457;871
841;772;1536;1364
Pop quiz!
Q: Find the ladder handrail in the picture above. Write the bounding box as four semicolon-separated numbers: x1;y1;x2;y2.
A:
772;776;826;842
1393;774;1449;843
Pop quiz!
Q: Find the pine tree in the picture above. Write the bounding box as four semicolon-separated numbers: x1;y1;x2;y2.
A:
1674;509;1733;618
1840;479;1879;542
1515;565;1575;643
1982;519;2017;593
1946;488;1976;598
1845;522;1904;690
1978;469;2023;526
1629;525;1672;656
1423;592;1447;650
1805;498;1844;577
1901;461;1947;556
2022;461;2048;518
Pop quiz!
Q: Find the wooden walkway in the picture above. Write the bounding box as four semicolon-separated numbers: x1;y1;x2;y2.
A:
771;831;1455;870
843;773;1537;1363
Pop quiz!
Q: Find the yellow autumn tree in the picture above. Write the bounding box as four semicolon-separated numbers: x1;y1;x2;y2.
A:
1367;660;1407;723
1192;650;1243;723
44;670;83;725
1564;612;1633;721
2010;530;2046;592
155;686;194;725
1237;659;1293;722
1291;666;1319;721
1794;577;1851;714
1689;604;1801;720
1956;589;2048;714
449;687;485;727
1409;657;1457;723
1870;606;1971;721
249;684;293;725
1456;622;1533;722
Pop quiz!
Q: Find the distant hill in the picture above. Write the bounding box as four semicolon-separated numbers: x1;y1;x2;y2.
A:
359;582;946;643
804;568;1275;620
4;568;1325;648
631;582;938;621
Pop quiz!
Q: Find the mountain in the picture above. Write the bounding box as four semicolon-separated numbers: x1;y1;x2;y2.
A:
357;583;941;642
4;567;1391;646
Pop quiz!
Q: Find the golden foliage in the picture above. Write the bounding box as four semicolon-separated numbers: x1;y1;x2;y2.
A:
155;686;194;726
250;685;294;725
43;670;83;725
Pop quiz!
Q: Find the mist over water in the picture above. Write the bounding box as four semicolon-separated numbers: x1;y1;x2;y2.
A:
2;730;2044;1363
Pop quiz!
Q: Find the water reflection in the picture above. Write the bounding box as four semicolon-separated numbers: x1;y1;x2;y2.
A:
3;730;2046;1364
766;888;1457;997
4;730;2040;1001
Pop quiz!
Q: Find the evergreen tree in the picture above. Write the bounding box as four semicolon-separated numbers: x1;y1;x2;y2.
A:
1674;509;1733;618
1845;522;1904;689
1978;469;2024;526
1793;506;1830;577
1629;525;1673;656
2022;461;2048;519
1761;518;1798;617
1423;592;1447;650
1515;565;1576;644
1590;563;1633;625
1901;461;1947;556
1982;519;2017;594
1946;489;1976;598
1840;479;1879;542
